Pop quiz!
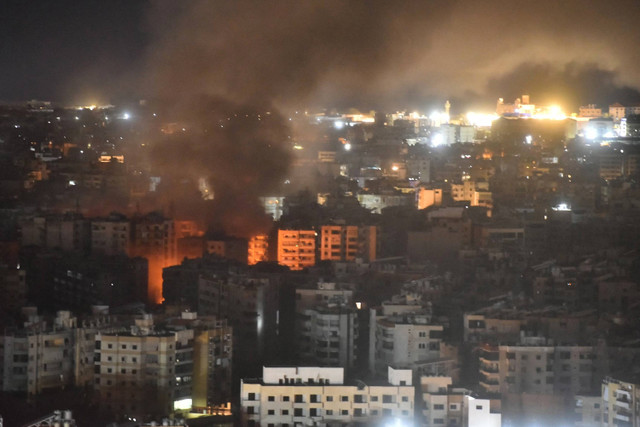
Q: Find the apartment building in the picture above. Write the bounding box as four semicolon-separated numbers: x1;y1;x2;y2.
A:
370;310;444;375
421;376;501;427
248;234;269;265
319;225;377;262
602;377;640;427
277;229;316;270
240;366;414;426
0;310;109;395
94;312;233;419
90;212;130;256
296;291;359;370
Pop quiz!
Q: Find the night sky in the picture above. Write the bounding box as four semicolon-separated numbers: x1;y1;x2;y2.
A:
2;0;640;111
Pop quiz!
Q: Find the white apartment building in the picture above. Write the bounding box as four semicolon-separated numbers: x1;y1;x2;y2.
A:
370;310;444;374
602;377;639;427
240;366;414;426
421;375;501;427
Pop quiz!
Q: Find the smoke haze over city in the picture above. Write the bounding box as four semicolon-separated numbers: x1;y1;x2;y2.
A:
1;0;640;110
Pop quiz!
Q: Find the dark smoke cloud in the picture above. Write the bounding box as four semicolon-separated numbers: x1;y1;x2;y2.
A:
136;0;640;236
141;0;640;111
486;62;640;110
147;96;291;237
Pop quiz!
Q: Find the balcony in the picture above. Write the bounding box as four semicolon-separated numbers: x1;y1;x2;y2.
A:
479;380;500;393
615;399;631;410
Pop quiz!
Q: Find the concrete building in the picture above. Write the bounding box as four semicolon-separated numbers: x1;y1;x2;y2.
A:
451;181;489;203
130;211;177;304
240;366;414;426
573;394;602;426
248;234;269;265
356;193;414;214
94;315;178;418
601;377;640;427
296;283;358;370
205;235;248;264
417;187;443;210
610;103;626;121
579;104;602;118
0;310;109;396
20;214;90;253
478;338;605;421
370;309;444;375
319;224;377;263
277;229;316;271
198;273;279;378
90;212;130;256
421;376;501;427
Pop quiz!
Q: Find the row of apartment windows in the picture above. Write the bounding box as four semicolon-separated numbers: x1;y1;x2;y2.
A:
249;393;407;404
248;407;410;417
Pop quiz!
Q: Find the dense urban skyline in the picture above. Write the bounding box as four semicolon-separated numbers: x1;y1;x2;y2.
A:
4;2;640;427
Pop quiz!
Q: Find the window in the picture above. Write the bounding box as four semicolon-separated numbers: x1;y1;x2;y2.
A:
341;396;349;402
402;396;409;402
282;409;289;415
326;396;333;402
283;396;290;402
310;394;319;403
434;404;445;410
450;404;458;410
248;392;256;401
354;395;364;403
268;410;275;415
476;405;483;410
326;410;333;416
247;406;255;415
295;394;303;403
354;408;364;417
268;396;275;402
310;408;318;417
294;408;303;417
372;410;378;415
434;419;444;424
341;409;349;416
371;396;378;402
383;395;393;404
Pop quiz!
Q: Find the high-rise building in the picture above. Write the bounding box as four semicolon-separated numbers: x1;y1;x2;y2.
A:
295;283;358;370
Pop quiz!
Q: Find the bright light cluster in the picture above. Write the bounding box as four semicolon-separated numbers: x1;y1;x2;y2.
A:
466;112;499;127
